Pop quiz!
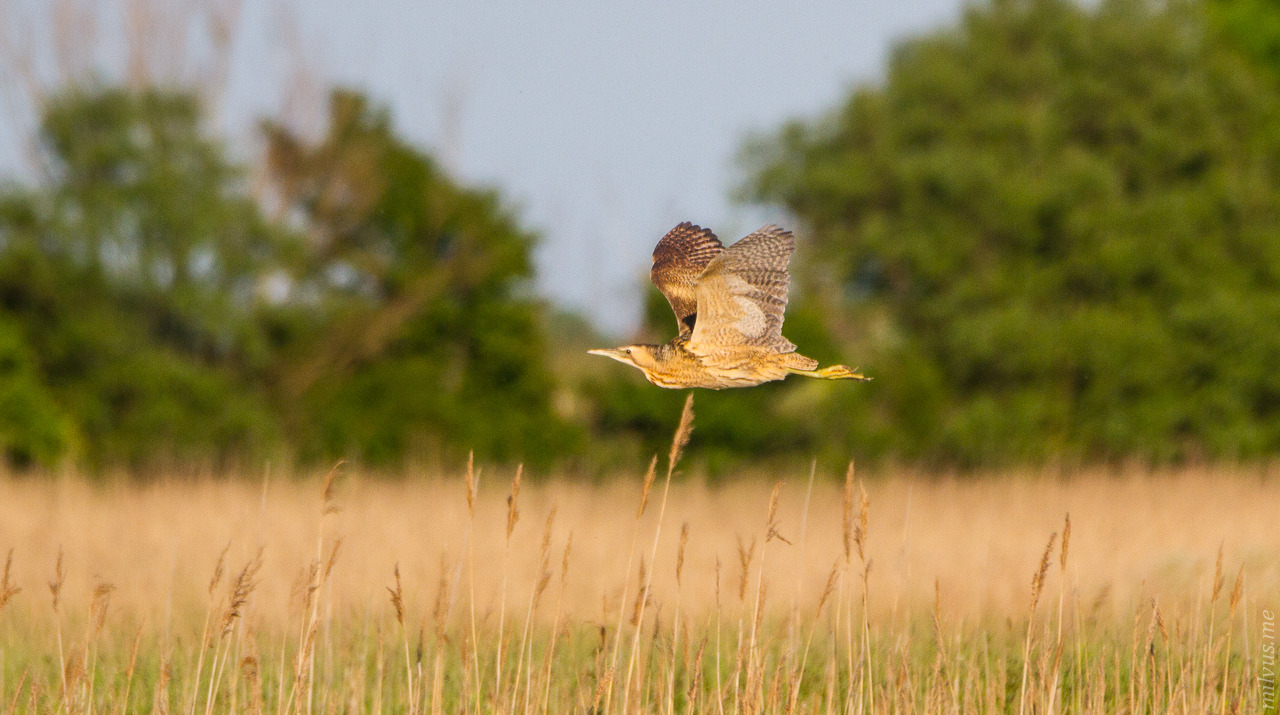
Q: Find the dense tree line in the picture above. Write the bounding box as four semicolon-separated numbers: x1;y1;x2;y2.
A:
4;0;1280;472
0;87;575;470
742;0;1280;465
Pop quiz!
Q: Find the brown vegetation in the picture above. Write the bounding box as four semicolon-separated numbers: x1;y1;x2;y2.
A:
0;450;1276;711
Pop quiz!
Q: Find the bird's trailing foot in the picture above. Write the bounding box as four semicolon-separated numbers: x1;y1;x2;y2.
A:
796;364;872;382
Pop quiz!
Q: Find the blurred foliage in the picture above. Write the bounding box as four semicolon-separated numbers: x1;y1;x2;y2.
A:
5;0;1280;474
1207;0;1280;78
0;86;576;471
260;91;579;466
0;88;285;468
742;0;1280;466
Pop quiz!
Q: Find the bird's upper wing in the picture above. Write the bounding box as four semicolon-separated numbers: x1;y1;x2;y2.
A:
686;225;796;356
650;222;725;336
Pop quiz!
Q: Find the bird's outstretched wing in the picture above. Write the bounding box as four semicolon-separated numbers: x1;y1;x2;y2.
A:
650;222;724;336
687;225;796;356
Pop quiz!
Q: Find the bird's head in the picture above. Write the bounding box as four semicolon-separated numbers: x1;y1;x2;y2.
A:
587;344;660;373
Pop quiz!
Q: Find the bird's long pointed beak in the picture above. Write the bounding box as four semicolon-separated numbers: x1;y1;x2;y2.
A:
587;348;629;363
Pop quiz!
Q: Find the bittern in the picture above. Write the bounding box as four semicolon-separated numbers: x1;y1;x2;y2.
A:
589;222;871;389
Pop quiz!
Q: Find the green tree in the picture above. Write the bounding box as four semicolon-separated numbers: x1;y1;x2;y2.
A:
0;318;73;466
262;90;578;467
744;0;1280;466
0;86;285;468
1208;0;1280;77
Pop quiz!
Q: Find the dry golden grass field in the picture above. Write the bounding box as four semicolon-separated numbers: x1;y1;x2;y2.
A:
0;405;1278;713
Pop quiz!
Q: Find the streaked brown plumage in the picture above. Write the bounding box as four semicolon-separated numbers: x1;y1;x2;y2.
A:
589;222;871;389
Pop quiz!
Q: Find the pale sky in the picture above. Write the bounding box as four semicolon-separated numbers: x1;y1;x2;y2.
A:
0;0;966;335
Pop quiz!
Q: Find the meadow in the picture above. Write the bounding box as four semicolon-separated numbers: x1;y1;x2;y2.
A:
0;400;1277;713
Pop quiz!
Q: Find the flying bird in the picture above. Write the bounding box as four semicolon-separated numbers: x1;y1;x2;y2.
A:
589;222;870;389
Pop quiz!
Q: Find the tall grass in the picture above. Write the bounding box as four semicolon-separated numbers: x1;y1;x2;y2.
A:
0;405;1277;712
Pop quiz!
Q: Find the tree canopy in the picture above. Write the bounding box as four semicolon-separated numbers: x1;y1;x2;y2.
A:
744;0;1280;466
6;0;1280;473
0;86;575;470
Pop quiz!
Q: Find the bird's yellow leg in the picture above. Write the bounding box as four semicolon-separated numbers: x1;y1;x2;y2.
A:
789;364;872;381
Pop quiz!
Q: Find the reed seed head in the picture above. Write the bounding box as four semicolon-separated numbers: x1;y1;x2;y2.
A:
209;542;230;596
1030;531;1057;613
1229;564;1244;614
815;559;840;618
560;531;574;590
241;656;262;715
666;392;695;480
675;522;689;588
540;505;557;562
90;581;115;636
1060;512;1071;571
506;464;523;540
842;462;854;563
737;536;755;603
321;460;343;515
220;549;264;638
465;451;476;517
854;479;870;563
388;563;405;627
48;547;64;614
0;549;19;612
765;482;790;544
631;558;648;626
1211;543;1224;603
637;455;658;519
431;553;450;639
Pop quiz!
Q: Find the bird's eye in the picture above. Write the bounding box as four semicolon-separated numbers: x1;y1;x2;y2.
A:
623;348;632;354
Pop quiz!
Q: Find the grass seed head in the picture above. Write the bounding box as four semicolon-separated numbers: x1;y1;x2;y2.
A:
842;462;854;563
465;451;476;517
324;539;342;580
90;581;115;636
854;479;870;563
0;549;20;612
631;558;648;626
1060;512;1071;571
388;563;405;627
1030;531;1058;613
737;536;756;602
687;637;708;705
506;464;523;540
560;531;574;589
431;554;450;639
1211;543;1225;603
714;556;721;609
540;504;556;563
667;392;695;480
240;656;262;715
676;522;689;588
320;460;343;515
533;569;553;610
765;482;790;544
637;455;658;518
815;559;840;618
220;549;264;638
63;651;84;693
209;541;230;596
1229;564;1244;614
48;548;64;613
592;667;615;711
